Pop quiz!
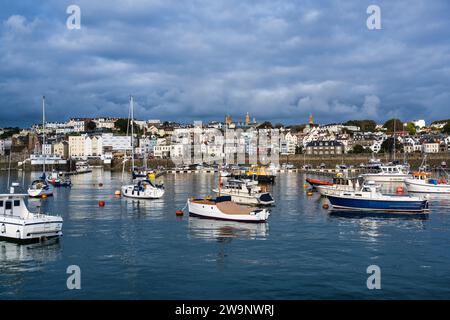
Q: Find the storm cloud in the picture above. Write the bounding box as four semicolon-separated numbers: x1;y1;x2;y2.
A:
0;0;449;126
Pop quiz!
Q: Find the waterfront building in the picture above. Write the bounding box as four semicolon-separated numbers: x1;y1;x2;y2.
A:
68;135;86;158
305;140;344;155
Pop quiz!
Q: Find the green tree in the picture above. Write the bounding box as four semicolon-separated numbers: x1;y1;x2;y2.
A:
442;122;450;134
379;137;403;154
114;119;129;134
344;120;377;132
86;120;97;131
383;118;403;133
405;122;416;135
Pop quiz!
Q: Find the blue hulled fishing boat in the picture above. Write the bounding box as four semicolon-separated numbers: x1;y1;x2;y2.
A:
327;182;429;213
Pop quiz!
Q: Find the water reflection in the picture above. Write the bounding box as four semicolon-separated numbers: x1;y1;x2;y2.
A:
188;217;269;241
0;239;62;272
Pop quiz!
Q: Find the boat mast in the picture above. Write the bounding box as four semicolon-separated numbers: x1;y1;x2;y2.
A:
42;96;46;173
393;119;396;162
130;96;135;173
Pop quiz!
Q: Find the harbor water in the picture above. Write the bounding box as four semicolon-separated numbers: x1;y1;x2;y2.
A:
1;170;450;299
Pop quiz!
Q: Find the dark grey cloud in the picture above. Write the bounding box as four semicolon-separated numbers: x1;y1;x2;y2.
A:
0;0;449;127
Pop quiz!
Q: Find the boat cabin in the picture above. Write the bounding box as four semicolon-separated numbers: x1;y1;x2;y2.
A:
0;194;30;219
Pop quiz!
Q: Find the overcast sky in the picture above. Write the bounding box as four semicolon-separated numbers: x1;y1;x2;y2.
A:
1;0;449;127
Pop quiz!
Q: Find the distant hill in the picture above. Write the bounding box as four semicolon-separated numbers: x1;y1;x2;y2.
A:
431;119;450;125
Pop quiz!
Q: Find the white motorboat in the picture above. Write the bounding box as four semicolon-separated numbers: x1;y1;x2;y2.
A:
121;179;165;199
360;164;411;182
121;96;165;200
316;175;363;196
1;183;63;243
212;179;274;206
405;172;450;194
187;196;270;222
75;161;92;174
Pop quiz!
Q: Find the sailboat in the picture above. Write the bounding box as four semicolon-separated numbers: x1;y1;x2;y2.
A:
28;96;54;198
120;96;165;199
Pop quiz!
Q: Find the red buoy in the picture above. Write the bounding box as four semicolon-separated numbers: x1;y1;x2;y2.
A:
99;201;106;207
176;210;184;216
396;186;404;194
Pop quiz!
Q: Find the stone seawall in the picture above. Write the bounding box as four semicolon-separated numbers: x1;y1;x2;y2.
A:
1;152;449;171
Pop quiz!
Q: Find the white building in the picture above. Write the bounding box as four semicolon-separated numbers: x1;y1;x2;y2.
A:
67;119;86;132
154;145;171;158
42;143;53;156
101;133;132;152
412;119;426;129
422;142;440;153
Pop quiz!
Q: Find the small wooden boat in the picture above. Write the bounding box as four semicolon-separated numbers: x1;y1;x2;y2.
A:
326;182;429;213
188;196;270;222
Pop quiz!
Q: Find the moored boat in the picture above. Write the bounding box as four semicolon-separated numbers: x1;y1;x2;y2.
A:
405;172;450;194
1;183;63;243
360;164;411;183
187;196;270;222
121;179;165;199
46;171;72;187
316;176;363;196
306;178;333;189
212;179;274;206
326;182;429;213
28;175;54;198
121;96;165;200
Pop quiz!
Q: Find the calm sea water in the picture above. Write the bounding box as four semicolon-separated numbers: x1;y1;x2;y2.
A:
1;169;450;299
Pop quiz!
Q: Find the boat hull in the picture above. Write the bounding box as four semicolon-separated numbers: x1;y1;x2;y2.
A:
405;179;450;194
188;200;269;222
327;195;429;213
360;174;411;183
0;216;63;243
27;187;54;198
121;185;164;199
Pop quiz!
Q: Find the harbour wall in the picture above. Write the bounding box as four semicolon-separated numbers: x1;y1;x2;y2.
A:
1;152;449;172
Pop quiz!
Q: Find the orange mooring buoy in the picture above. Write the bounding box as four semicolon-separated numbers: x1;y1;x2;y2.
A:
176;210;184;216
99;201;106;207
41;194;47;199
323;203;329;209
